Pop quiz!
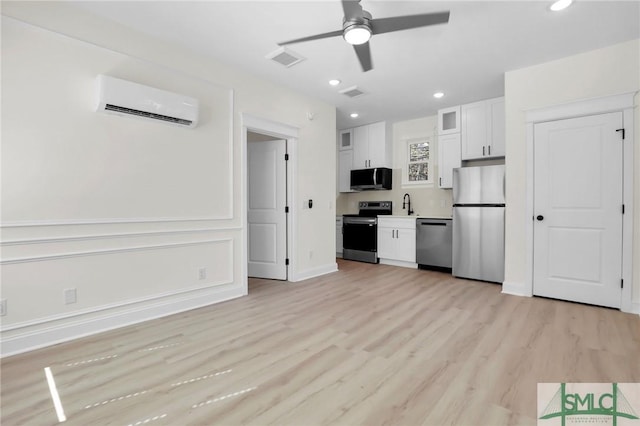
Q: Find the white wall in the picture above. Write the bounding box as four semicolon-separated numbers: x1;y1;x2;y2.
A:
1;2;336;355
504;39;640;309
336;115;454;217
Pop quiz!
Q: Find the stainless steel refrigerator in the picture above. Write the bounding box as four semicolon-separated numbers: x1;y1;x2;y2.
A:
452;165;505;283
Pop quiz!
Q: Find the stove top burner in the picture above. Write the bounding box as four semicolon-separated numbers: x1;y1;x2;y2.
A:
352;200;393;217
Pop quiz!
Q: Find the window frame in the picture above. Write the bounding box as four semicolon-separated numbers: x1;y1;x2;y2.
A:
402;137;433;187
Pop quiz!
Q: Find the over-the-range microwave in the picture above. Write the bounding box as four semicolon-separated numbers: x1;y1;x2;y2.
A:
350;167;392;191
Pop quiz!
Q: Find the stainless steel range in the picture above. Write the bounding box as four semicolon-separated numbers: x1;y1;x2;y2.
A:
342;201;392;264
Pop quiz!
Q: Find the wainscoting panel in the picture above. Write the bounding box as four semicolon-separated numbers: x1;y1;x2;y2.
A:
1;231;244;356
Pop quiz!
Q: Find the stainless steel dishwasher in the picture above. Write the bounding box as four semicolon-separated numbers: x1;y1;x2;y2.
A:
416;218;453;270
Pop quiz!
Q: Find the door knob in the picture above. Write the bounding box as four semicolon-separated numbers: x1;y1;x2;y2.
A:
536;215;544;221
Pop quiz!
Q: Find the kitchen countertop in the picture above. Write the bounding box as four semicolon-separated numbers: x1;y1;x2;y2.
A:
375;215;452;220
416;216;452;220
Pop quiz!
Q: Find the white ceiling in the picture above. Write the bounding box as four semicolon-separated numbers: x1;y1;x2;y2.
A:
73;1;639;129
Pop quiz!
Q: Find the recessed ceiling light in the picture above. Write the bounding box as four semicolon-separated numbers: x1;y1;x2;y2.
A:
350;113;359;118
329;79;341;86
433;92;445;99
550;0;573;11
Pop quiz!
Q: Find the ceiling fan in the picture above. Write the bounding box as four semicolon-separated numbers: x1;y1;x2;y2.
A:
277;0;450;72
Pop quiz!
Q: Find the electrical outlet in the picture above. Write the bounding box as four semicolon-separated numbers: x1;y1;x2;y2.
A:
64;288;77;305
198;267;207;280
0;299;6;316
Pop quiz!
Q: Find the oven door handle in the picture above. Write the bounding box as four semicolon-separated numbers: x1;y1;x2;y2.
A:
344;218;377;225
373;168;377;187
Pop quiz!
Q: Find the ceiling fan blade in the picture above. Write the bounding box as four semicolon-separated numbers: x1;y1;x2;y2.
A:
342;0;364;20
278;29;344;46
353;42;373;72
371;11;450;35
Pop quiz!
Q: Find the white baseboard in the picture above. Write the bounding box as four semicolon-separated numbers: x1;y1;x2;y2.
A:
631;301;640;315
1;285;245;357
290;262;338;282
501;281;532;297
379;259;418;269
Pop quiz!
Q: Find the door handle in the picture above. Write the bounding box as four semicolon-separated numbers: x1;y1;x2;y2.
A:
536;215;544;221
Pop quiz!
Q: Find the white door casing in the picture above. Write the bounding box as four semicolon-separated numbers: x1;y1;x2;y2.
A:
533;112;623;308
247;139;287;280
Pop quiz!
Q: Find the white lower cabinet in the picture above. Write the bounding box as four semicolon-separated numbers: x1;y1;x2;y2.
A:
377;217;416;266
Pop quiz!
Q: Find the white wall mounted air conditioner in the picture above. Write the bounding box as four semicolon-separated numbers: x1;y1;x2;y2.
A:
95;74;199;128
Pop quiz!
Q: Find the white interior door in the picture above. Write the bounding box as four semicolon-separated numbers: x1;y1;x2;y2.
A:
533;112;623;308
248;139;287;280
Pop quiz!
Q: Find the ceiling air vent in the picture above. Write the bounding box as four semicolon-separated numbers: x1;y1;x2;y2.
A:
339;86;366;98
266;47;305;68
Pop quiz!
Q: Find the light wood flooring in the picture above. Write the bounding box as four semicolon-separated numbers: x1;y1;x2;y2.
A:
2;259;639;425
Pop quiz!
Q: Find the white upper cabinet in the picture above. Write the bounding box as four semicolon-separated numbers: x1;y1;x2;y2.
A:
460;97;505;160
352;125;369;168
338;129;353;150
460;101;488;159
352;121;391;169
438;133;461;189
487;97;505;157
437;106;461;135
338;149;354;193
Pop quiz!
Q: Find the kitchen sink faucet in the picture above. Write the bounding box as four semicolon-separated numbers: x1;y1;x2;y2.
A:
402;193;414;216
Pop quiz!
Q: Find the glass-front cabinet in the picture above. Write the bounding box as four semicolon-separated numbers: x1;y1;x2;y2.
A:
338;129;353;150
437;106;461;135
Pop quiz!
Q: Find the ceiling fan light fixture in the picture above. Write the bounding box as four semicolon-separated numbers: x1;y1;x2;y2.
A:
550;0;573;11
343;25;371;45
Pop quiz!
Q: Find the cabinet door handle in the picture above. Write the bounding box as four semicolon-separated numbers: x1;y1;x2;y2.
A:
439;177;442;186
483;146;486;156
488;145;491;156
